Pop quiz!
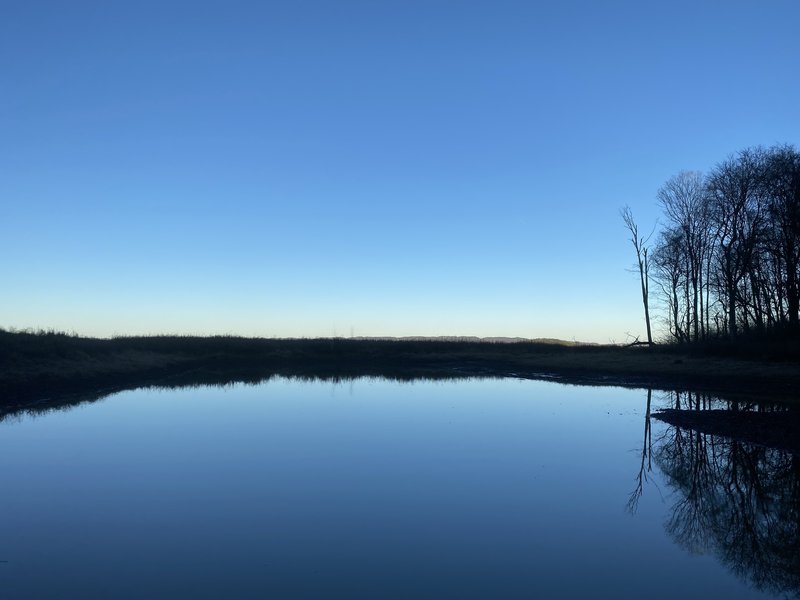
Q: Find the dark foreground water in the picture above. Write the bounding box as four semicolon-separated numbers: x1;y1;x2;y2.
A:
0;378;796;599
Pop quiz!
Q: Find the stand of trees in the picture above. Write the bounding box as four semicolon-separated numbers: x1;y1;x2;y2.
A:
640;144;800;342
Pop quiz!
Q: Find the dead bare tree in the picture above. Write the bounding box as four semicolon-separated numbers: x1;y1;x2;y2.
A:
622;206;654;345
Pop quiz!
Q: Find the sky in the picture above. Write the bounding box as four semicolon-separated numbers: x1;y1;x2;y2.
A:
2;1;799;342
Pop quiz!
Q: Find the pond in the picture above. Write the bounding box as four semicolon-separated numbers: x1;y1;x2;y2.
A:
0;377;796;599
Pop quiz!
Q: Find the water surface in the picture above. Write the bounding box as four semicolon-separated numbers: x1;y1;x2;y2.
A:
0;378;794;599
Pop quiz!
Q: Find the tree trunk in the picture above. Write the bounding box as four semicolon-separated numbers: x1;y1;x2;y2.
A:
639;253;653;345
728;281;737;337
787;256;799;328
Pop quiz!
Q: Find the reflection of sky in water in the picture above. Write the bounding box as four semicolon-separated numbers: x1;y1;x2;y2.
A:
0;379;781;599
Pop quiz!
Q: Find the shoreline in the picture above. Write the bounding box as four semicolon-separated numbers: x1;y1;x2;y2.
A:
3;332;800;408
4;332;800;452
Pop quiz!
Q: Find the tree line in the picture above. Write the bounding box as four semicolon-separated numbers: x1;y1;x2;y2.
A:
624;143;800;344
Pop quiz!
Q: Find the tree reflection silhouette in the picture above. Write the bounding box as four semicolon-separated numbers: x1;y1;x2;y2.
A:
627;388;653;514
645;390;800;597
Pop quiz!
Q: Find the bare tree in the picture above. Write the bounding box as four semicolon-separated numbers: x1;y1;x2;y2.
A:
622;206;653;345
638;143;800;343
763;145;800;328
657;171;710;341
707;148;766;337
653;227;688;341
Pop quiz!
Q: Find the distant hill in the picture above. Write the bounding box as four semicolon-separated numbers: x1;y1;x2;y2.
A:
352;336;594;346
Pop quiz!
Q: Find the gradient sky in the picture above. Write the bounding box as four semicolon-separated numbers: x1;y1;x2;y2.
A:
2;1;799;342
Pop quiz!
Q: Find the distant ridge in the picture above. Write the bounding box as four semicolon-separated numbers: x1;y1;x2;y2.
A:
0;328;595;346
351;336;593;346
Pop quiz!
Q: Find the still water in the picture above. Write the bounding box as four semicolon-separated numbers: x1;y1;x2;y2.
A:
0;378;795;599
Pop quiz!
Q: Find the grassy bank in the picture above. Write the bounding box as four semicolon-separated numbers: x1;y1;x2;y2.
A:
3;329;800;406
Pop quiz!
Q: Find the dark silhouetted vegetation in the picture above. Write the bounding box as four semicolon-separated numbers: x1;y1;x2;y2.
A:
621;206;654;345
624;390;800;596
3;329;800;418
642;144;800;346
646;391;800;597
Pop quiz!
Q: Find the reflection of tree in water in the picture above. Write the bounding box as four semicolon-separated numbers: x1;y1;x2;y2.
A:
638;390;800;598
626;388;653;514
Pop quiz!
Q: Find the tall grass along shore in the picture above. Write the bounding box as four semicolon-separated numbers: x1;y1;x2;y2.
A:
3;329;800;407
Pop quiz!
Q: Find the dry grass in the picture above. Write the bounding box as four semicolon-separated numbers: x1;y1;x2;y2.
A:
2;329;799;404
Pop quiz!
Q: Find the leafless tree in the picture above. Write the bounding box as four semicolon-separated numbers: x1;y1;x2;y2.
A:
653;227;688;341
622;206;654;345
640;143;800;343
657;171;711;341
706;148;767;336
762;145;800;328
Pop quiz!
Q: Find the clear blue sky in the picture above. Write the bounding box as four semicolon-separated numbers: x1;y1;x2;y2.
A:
2;1;798;342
